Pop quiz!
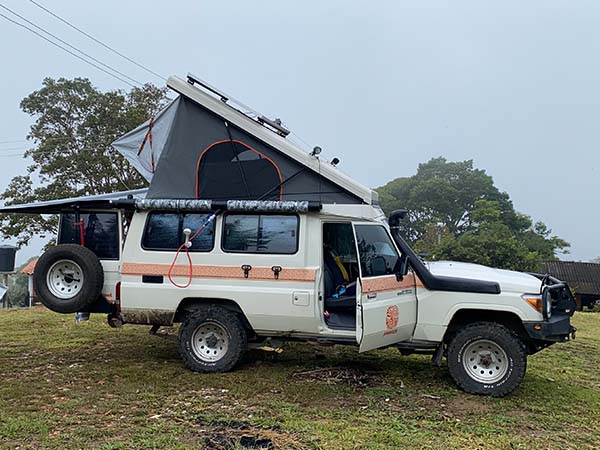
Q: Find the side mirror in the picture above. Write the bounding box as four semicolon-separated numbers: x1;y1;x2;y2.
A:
393;255;410;281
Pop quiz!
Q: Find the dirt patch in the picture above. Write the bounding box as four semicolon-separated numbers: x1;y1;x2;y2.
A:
204;433;274;449
292;366;380;388
196;415;305;450
445;395;492;417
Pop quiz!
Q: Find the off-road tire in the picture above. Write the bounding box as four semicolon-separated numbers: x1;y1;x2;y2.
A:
178;305;247;373
447;322;527;397
33;244;104;314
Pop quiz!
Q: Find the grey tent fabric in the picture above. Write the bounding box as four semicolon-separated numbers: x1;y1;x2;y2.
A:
139;97;363;203
112;98;181;181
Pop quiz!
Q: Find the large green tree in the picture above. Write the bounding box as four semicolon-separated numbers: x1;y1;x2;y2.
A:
377;158;569;272
0;77;168;247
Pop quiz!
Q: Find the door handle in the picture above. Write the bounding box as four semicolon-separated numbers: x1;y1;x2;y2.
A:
367;293;377;299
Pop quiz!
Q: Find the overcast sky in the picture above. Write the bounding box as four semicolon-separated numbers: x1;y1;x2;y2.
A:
0;0;597;265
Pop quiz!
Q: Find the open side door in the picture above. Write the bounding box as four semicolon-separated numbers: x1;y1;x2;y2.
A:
354;223;417;352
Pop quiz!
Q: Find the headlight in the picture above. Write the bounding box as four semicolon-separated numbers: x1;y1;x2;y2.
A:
522;293;543;314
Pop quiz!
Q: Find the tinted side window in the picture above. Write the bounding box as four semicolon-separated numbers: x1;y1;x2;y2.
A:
143;213;179;250
223;214;298;254
142;212;215;252
59;212;119;259
354;225;400;277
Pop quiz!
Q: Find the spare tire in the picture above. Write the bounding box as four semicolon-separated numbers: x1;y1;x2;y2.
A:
33;244;104;314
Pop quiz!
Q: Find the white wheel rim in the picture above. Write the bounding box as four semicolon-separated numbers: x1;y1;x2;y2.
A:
46;259;84;299
191;322;230;362
462;339;509;384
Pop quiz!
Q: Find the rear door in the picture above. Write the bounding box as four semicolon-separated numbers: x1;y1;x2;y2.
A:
353;223;417;352
58;210;122;303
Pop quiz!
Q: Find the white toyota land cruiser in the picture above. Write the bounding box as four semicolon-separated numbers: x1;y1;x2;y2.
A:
5;74;576;397
20;202;575;398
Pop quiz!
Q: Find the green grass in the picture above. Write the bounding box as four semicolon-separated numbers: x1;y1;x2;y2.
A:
0;307;598;449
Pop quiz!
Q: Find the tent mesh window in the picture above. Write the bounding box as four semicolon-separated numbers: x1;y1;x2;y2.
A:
196;140;282;200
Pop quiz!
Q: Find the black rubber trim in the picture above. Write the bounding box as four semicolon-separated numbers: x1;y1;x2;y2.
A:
390;229;501;295
523;314;574;342
142;275;164;284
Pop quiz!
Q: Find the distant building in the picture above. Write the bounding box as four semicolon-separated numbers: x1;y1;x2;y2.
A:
541;261;600;310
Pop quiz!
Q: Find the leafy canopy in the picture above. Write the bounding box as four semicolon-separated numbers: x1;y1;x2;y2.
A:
377;157;569;272
0;77;168;247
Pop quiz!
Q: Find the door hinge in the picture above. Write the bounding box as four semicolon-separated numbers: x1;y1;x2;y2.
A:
271;265;282;279
241;264;252;278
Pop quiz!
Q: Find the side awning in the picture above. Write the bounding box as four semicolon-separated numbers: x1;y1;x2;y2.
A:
0;190;321;214
0;189;148;214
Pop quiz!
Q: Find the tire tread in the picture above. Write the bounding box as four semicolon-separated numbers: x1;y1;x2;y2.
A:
178;305;247;373
33;244;104;313
447;321;527;397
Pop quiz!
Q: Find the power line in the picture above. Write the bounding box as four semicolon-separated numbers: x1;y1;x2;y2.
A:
0;140;127;156
0;140;27;145
0;153;31;158
0;147;27;152
28;0;166;82
0;3;142;87
0;12;137;88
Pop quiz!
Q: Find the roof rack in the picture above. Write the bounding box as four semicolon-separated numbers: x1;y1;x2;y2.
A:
186;73;290;137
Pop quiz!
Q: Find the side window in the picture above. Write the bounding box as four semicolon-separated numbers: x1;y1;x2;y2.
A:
354;225;400;277
223;214;298;254
142;212;215;252
59;212;120;260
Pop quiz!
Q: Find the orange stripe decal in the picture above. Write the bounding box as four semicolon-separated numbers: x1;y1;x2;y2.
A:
121;263;316;282
362;273;417;293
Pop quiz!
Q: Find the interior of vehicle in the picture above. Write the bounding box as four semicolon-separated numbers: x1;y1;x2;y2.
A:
322;222;359;330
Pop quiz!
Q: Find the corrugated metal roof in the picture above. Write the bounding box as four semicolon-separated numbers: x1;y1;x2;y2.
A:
541;261;600;295
20;258;38;275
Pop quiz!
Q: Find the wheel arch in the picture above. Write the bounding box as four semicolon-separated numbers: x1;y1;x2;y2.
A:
174;297;255;337
443;308;530;344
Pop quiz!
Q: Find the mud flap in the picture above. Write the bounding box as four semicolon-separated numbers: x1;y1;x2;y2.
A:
431;343;444;367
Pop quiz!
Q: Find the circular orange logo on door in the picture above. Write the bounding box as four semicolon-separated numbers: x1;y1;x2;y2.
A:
386;305;399;331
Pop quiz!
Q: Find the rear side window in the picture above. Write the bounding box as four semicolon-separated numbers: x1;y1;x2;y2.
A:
223;214;298;254
59;212;119;260
142;212;215;252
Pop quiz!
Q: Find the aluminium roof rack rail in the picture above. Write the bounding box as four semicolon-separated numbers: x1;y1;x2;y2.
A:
186;73;290;137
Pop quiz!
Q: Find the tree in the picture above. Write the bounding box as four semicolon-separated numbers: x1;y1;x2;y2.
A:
0;78;169;247
592;257;600;264
377;158;569;272
378;158;527;242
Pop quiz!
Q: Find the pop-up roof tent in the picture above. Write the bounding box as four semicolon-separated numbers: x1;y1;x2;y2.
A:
0;74;378;216
113;74;377;205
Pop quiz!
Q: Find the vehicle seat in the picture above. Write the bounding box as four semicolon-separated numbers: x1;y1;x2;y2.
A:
323;248;356;311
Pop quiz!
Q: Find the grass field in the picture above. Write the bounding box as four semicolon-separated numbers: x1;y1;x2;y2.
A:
0;307;598;450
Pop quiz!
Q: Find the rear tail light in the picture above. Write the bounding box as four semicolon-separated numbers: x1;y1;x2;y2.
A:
115;282;121;311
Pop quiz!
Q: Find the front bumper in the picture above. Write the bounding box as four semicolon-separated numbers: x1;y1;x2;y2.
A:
523;314;576;342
